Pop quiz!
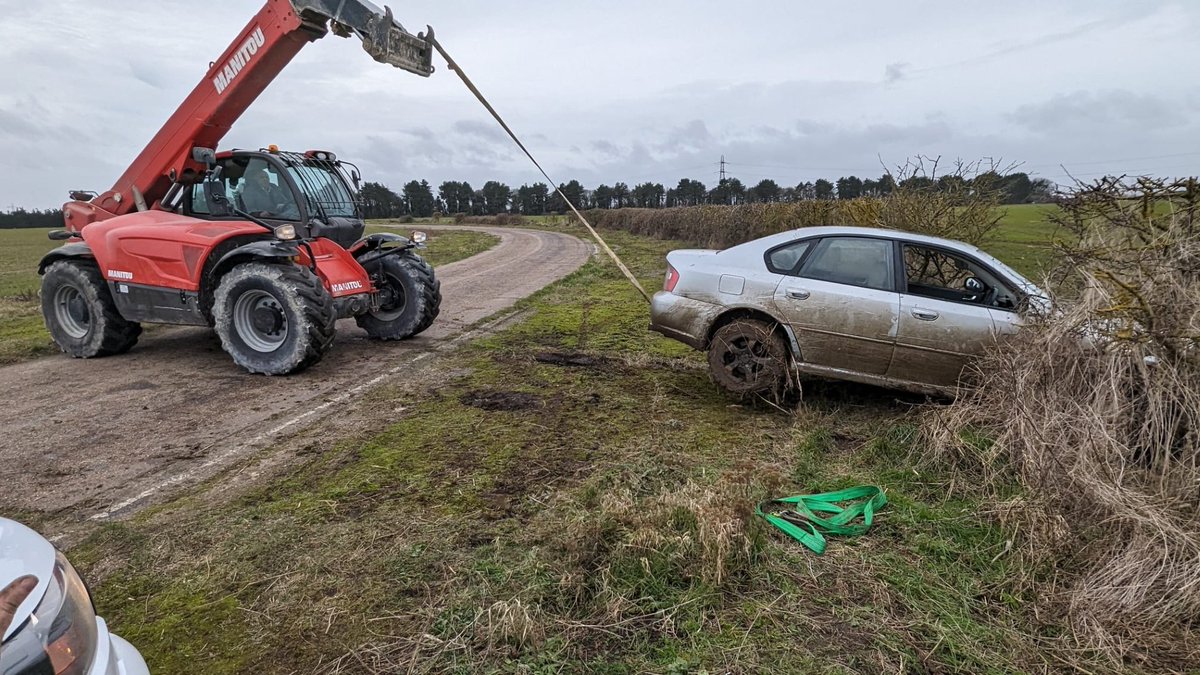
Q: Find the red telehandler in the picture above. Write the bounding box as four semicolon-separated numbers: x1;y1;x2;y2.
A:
39;0;442;375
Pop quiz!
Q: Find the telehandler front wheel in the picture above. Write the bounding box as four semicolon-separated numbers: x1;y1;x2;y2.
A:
356;253;441;340
41;260;141;358
212;262;336;375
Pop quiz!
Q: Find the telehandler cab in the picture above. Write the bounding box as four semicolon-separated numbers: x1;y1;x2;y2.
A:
39;0;441;374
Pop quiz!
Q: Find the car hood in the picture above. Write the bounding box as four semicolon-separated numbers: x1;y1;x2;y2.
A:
0;519;55;642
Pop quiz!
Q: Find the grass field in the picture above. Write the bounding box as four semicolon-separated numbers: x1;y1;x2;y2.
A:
57;218;1116;674
0;227;498;365
985;204;1068;281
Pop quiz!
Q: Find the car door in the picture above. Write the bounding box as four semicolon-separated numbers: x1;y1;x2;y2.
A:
887;243;1001;387
771;236;900;375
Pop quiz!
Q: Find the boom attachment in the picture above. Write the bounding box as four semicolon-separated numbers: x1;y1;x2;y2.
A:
293;0;434;75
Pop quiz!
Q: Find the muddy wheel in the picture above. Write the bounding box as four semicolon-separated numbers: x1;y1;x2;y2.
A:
707;319;790;396
41;260;141;358
212;262;335;375
356;253;441;339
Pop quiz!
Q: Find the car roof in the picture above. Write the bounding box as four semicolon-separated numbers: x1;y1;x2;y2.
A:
724;224;1043;295
738;225;982;255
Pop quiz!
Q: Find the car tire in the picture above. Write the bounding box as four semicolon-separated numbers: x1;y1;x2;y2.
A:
41;260;142;358
355;253;441;339
212;262;336;375
707;319;791;397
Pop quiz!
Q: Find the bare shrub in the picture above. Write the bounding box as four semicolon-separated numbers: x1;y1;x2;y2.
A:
448;214;528;226
926;176;1200;665
842;157;1011;244
586;157;1008;249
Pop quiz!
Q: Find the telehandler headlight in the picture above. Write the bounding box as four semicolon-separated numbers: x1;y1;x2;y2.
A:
275;224;298;241
411;230;427;244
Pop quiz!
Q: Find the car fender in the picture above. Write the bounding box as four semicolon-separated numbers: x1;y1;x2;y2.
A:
708;304;803;359
37;241;94;274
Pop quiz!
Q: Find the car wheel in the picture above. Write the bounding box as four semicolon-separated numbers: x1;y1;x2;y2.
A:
707;319;790;396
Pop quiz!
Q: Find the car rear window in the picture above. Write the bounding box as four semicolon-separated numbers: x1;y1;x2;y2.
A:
766;240;812;274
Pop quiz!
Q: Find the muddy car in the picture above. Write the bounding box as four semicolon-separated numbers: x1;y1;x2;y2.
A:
650;226;1048;397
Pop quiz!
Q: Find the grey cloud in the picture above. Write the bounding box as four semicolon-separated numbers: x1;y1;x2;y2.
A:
590;140;622;157
452;119;507;143
1008;90;1192;134
128;61;169;90
884;62;909;83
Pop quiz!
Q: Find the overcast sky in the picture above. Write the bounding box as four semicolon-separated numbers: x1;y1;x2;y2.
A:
1;0;1197;209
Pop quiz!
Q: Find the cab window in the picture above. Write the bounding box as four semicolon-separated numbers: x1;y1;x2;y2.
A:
799;237;895;291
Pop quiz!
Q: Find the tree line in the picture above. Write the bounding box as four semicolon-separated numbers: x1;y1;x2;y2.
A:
0;208;63;228
0;171;1054;225
359;172;1056;218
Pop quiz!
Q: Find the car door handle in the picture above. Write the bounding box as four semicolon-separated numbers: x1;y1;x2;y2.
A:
786;288;810;300
911;308;939;321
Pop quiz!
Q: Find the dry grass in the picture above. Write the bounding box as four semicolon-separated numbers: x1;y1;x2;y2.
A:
926;177;1200;668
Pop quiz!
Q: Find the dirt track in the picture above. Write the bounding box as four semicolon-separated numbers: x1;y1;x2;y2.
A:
0;226;591;521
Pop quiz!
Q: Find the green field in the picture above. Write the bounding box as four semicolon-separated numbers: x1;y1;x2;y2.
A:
0;229;61;364
54;219;1125;674
986;204;1067;281
0;227;497;365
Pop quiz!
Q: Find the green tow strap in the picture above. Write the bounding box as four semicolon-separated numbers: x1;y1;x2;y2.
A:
756;485;887;555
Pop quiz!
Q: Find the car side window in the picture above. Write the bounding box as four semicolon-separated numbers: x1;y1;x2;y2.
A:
902;244;1018;309
765;240;812;274
799;237;895;291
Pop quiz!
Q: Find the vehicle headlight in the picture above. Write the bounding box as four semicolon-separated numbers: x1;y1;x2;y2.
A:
275;224;298;241
0;552;98;675
411;230;427;244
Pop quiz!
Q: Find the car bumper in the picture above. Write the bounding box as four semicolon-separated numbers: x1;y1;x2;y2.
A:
648;291;720;350
91;617;150;675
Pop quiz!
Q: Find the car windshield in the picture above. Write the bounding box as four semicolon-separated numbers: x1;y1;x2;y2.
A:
286;164;357;218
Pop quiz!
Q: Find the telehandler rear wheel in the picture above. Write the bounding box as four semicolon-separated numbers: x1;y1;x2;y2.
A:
41;260;141;358
356;253;441;340
212;262;335;375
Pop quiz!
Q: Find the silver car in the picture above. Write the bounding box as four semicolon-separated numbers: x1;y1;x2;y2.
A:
650;226;1047;397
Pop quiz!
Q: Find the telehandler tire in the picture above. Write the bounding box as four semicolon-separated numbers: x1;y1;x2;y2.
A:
41;260;142;358
212;262;336;375
355;253;440;340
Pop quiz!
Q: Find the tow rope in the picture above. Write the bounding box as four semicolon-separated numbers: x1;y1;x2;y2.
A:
430;38;652;304
756;486;887;555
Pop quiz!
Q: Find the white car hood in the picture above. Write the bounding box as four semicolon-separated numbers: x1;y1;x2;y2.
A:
0;518;56;642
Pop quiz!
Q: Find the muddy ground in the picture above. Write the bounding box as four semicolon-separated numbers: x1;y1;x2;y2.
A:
0;226;591;525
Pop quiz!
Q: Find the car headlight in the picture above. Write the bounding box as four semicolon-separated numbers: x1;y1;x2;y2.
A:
275;224;298;241
411;230;427;245
0;552;98;675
